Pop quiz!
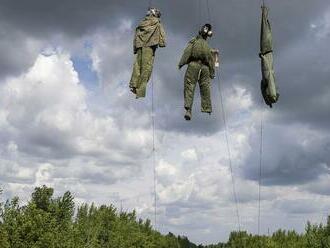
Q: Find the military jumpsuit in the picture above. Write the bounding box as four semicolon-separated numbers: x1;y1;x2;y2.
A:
130;15;166;98
178;35;215;114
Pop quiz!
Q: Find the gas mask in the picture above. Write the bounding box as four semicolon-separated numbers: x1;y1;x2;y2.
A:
201;24;213;37
147;7;161;18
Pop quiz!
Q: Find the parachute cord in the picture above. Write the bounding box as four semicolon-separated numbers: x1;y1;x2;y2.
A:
151;73;157;230
144;0;156;230
206;0;211;23
258;106;264;235
216;69;241;232
207;0;241;232
198;0;202;27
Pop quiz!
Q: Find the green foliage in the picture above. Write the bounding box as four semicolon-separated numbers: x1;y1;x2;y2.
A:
0;186;330;248
0;186;180;248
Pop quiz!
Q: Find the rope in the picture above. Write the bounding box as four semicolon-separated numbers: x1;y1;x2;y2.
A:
145;0;157;230
206;0;211;23
206;0;241;232
216;70;242;232
198;0;202;27
258;108;264;235
151;73;157;229
145;0;156;230
258;0;266;235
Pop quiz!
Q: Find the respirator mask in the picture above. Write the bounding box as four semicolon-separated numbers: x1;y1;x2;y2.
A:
201;24;213;37
147;7;161;18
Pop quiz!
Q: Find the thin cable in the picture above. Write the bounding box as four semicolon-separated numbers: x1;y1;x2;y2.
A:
258;0;266;235
258;108;264;235
208;0;241;232
199;0;202;27
148;0;156;230
151;73;157;230
216;69;241;232
206;0;211;23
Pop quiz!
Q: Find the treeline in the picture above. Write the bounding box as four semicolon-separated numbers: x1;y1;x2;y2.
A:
0;186;329;248
203;225;330;247
0;186;182;248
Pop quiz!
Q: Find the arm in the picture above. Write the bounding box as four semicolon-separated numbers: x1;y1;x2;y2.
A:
178;39;194;69
207;51;215;79
159;23;166;48
133;28;138;54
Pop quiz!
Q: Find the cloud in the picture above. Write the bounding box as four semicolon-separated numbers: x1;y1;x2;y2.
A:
243;123;330;186
303;175;330;196
0;51;153;191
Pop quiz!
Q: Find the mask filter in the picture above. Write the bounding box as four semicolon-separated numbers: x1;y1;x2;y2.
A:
147;8;161;18
201;24;213;37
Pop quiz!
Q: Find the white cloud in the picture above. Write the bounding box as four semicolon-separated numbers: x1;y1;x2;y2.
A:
181;148;198;161
0;51;155;202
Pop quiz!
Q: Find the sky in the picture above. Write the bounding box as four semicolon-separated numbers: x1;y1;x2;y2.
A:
0;0;330;245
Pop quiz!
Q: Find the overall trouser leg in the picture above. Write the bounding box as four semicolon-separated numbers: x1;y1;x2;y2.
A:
184;62;200;111
129;48;142;93
199;65;212;113
136;47;155;98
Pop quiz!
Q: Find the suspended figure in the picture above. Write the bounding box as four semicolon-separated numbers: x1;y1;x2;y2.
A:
178;24;216;121
129;7;167;98
259;5;279;108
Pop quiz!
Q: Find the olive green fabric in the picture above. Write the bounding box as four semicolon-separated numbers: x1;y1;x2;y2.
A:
260;5;279;108
179;35;215;78
184;61;212;113
129;47;155;98
134;15;166;53
129;15;166;98
179;35;215;114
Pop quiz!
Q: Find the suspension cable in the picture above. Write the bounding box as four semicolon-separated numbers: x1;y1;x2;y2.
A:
258;0;266;235
145;0;157;230
199;0;202;27
258;107;264;235
151;73;157;230
216;70;241;232
206;0;211;23
206;0;241;232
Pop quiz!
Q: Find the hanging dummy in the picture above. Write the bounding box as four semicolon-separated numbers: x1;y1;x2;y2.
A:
178;24;216;121
259;4;279;108
129;7;167;99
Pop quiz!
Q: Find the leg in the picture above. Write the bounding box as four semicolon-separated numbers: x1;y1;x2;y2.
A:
136;47;155;98
184;62;199;111
199;65;212;113
129;48;142;94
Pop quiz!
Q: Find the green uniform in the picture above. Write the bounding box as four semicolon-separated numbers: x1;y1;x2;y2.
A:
260;5;279;108
130;15;166;98
179;35;215;113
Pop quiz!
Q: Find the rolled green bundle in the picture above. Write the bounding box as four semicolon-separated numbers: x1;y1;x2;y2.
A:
260;5;279;108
